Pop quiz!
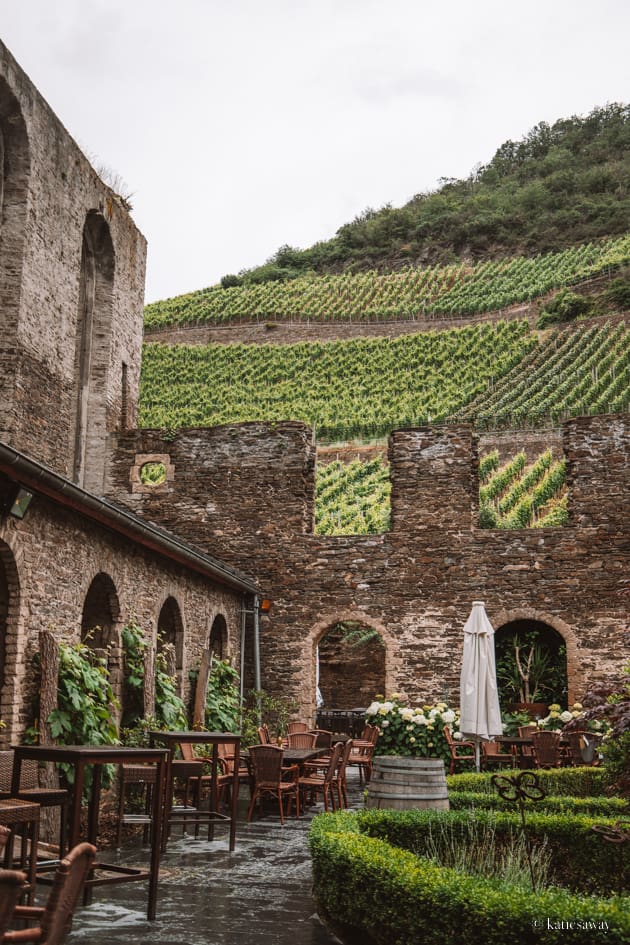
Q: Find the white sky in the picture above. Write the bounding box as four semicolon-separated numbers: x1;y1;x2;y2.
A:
2;1;629;303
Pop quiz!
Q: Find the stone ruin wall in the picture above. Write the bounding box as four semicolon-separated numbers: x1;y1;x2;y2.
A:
108;414;630;718
0;491;244;746
0;40;146;486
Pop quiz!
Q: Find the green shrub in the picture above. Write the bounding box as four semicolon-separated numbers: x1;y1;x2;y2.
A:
449;790;628;818
536;289;593;327
447;766;607;797
310;812;630;945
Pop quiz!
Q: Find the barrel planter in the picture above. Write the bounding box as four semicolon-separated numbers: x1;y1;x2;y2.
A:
366;756;449;811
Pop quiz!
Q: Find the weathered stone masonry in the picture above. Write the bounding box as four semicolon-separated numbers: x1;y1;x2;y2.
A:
109;414;630;719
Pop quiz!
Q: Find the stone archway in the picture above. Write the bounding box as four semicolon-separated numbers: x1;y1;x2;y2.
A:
81;572;121;655
492;607;577;707
209;614;228;661
157;596;184;687
304;611;400;721
0;540;20;740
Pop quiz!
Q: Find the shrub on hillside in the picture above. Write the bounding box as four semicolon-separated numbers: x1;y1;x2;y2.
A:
536;289;593;328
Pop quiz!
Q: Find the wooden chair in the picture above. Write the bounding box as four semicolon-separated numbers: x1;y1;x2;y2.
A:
246;746;300;825
257;725;271;745
347;737;376;784
0;751;70;858
332;739;354;809
481;740;513;770
116;764;157;849
308;730;333;749
442;726;476;775
287;722;309;735
287;732;317;749
298;742;343;813
3;841;96;945
0;869;27;940
531;730;562;768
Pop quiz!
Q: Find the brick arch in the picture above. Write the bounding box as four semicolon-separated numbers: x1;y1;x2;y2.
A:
492;607;578;704
72;210;115;492
208;613;228;661
81;571;121;653
156;594;185;677
302;611;401;720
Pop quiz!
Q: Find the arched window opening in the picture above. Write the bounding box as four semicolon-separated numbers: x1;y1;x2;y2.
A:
157;597;184;677
73;211;115;491
495;619;568;715
209;615;227;661
0;552;11;701
317;620;386;711
81;573;120;660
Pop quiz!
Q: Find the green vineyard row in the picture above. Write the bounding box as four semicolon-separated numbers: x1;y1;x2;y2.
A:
144;235;630;328
139;321;534;441
315;450;568;536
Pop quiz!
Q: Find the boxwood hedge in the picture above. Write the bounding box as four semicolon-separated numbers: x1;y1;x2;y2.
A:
447;767;607;797
449;791;628;818
309;811;630;945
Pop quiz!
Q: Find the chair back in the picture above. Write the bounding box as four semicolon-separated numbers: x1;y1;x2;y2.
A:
442;725;457;753
0;869;27;938
0;750;39;792
247;745;284;788
531;730;561;767
336;739;354;779
287;732;317;749
257;725;271;745
0;825;12;856
481;741;503;757
39;842;97;945
518;724;538;737
179;742;196;762
309;729;333;749
287;722;309;735
322;743;344;784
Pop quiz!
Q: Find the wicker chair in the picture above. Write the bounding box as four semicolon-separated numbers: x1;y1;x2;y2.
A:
442;726;476;775
287;732;317;749
308;730;333;749
347;735;376;784
0;751;69;858
3;841;96;945
298;742;343;812
287;722;309;735
116;764;157;849
246;746;300;824
0;869;27;939
531;730;562;768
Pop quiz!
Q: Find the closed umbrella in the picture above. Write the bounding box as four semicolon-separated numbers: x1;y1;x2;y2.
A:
459;601;503;771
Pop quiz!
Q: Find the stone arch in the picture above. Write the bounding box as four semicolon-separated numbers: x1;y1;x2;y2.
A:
0;78;30;434
209;613;228;661
157;595;185;681
304;611;400;720
81;572;121;656
492;607;578;706
0;540;20;738
72;210;115;492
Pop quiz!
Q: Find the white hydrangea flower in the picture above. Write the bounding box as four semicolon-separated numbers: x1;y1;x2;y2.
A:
365;702;380;716
442;709;456;724
399;707;414;721
381;720;389;727
560;710;573;723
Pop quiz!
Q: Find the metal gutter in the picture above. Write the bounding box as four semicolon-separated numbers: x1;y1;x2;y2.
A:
0;440;260;595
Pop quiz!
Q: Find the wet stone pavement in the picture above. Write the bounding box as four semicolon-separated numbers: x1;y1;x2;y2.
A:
65;774;365;945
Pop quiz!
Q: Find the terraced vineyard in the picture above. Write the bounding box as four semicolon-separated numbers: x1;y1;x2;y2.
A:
144;235;630;328
315;450;567;535
461;322;630;427
139;321;534;442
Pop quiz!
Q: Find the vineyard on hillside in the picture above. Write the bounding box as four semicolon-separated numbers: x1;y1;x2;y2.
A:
139;321;534;442
144;236;630;329
460;322;630;427
315;451;567;535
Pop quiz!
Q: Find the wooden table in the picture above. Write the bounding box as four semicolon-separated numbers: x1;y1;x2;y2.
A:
148;731;241;853
0;797;40;903
496;735;569;767
11;745;167;920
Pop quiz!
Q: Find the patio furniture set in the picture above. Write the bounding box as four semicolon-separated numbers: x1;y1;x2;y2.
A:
443;723;603;774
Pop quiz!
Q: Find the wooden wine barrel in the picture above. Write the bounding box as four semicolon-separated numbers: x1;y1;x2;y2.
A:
366;756;449;810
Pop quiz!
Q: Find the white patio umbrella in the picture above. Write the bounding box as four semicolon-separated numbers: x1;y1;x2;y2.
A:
459;601;503;772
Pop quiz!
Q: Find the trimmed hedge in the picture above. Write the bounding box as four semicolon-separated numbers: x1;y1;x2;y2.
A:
449;791;628;818
310;812;630;945
447;767;607;797
357;808;628;895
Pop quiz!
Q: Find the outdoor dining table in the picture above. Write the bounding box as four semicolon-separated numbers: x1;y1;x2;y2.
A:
11;744;167;920
147;731;241;853
496;735;569;767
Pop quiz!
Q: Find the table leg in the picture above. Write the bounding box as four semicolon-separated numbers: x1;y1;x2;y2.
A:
147;756;164;921
229;743;239;852
207;745;218;842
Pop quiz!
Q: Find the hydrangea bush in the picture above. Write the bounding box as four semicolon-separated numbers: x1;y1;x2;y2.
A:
365;694;459;767
538;702;611;735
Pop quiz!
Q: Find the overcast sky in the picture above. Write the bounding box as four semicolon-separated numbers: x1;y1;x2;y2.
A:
2;1;629;303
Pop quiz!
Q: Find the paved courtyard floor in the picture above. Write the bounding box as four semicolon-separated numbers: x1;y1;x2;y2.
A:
65;773;365;945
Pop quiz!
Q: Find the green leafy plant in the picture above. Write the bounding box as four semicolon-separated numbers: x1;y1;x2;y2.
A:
154;643;187;730
496;628;567;706
241;689;298;746
364;696;456;767
121;618;148;730
204;659;240;733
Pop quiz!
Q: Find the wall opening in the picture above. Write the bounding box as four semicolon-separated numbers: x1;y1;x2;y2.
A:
209;614;227;661
73;211;115;491
495;619;568;713
81;572;120;666
317;620;386;710
157;596;184;681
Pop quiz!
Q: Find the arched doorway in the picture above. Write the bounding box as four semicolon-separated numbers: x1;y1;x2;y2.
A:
495;618;568;712
157;596;184;681
81;573;120;657
73;211;115;492
209;614;227;661
0;543;19;731
317;620;386;710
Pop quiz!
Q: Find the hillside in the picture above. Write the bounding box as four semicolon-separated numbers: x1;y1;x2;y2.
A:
220;103;630;285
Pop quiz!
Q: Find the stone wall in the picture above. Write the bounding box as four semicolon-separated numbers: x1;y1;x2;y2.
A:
0;40;146;487
108;415;630;718
0;491;245;746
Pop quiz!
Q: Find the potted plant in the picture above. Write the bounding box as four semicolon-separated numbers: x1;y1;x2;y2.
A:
496;629;566;718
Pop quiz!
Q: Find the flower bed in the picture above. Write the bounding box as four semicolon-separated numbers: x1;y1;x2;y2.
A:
309;811;630;945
